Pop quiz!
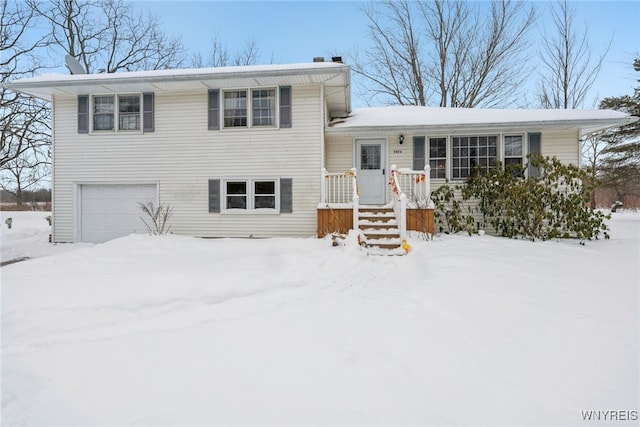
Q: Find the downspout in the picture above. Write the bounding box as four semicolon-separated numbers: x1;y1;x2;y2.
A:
50;95;56;243
320;83;325;171
577;129;582;169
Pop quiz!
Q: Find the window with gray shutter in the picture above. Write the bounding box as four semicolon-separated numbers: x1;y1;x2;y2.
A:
208;89;220;130
143;93;154;132
280;178;292;213
528;133;542;179
78;95;89;133
413;136;425;170
208;179;220;213
279;86;291;128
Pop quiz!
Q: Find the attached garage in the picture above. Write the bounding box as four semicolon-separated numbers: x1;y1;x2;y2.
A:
80;184;157;243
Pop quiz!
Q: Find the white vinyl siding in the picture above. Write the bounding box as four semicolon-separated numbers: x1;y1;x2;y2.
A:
325;135;354;172
540;129;580;165
51;84;323;242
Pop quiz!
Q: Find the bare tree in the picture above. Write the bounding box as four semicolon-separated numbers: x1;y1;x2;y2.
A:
0;143;49;206
28;0;186;73
537;0;610;109
232;37;260;66
1;0;50;190
190;34;260;68
349;0;536;108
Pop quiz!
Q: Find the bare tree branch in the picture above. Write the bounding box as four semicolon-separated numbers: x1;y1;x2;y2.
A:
28;0;186;73
537;0;610;109
349;0;536;108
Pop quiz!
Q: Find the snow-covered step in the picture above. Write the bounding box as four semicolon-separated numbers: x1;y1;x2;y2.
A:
358;218;398;227
360;227;400;235
357;206;404;254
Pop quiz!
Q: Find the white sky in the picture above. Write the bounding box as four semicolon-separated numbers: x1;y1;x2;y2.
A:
134;0;639;109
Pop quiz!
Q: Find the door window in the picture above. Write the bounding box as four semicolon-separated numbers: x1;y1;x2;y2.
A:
361;144;381;170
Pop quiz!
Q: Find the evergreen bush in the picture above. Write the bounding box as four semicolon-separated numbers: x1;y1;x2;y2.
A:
432;154;610;241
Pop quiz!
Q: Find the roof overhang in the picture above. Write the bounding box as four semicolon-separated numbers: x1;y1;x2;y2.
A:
5;62;351;117
325;106;638;136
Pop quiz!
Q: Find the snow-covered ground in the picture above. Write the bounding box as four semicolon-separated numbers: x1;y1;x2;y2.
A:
1;211;638;425
0;211;92;264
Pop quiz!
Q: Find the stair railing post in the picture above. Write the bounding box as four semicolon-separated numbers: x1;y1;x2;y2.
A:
351;168;359;231
423;164;431;205
423;164;434;208
400;192;407;240
321;168;327;205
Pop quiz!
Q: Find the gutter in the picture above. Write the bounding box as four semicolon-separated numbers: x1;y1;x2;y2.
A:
325;117;639;134
5;63;350;93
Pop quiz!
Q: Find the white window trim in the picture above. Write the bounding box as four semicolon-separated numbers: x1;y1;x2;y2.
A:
426;135;449;181
450;134;499;180
221;87;279;130
90;93;143;134
221;178;280;214
503;133;526;168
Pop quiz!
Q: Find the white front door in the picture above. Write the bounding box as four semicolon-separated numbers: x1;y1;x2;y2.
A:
356;139;387;205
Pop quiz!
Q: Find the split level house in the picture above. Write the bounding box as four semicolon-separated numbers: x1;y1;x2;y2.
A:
7;59;637;247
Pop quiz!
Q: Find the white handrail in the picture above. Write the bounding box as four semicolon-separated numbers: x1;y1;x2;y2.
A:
389;164;407;240
393;166;432;207
351;168;359;231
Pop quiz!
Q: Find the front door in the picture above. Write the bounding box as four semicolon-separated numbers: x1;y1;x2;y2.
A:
356;139;387;205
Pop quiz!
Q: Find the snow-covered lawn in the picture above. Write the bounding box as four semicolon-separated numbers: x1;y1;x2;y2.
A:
1;211;638;425
0;211;91;264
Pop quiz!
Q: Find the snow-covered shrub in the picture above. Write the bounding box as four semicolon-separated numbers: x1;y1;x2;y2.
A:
463;154;610;241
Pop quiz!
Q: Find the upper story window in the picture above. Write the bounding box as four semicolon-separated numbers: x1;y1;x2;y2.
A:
252;89;276;126
223;90;248;128
93;95;115;131
209;86;291;130
118;95;141;130
79;93;153;133
223;88;276;128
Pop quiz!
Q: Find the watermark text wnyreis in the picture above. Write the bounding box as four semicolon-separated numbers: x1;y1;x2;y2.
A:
581;410;638;422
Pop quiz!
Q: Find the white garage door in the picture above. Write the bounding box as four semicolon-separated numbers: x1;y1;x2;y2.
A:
81;184;157;243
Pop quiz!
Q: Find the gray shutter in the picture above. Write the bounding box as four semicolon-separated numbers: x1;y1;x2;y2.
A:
280;178;292;213
208;89;219;130
413;136;425;170
208;179;220;213
78;95;89;133
143;92;154;132
279;86;291;128
528;133;542;179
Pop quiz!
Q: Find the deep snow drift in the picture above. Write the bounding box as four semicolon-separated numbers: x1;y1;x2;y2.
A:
1;211;638;425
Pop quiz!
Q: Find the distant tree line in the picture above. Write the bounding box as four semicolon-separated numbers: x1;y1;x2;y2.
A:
1;188;50;204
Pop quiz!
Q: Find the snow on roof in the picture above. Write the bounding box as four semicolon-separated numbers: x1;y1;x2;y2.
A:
328;106;637;134
7;61;348;85
5;61;351;113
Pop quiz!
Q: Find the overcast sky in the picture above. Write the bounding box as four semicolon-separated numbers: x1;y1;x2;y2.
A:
138;1;639;108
